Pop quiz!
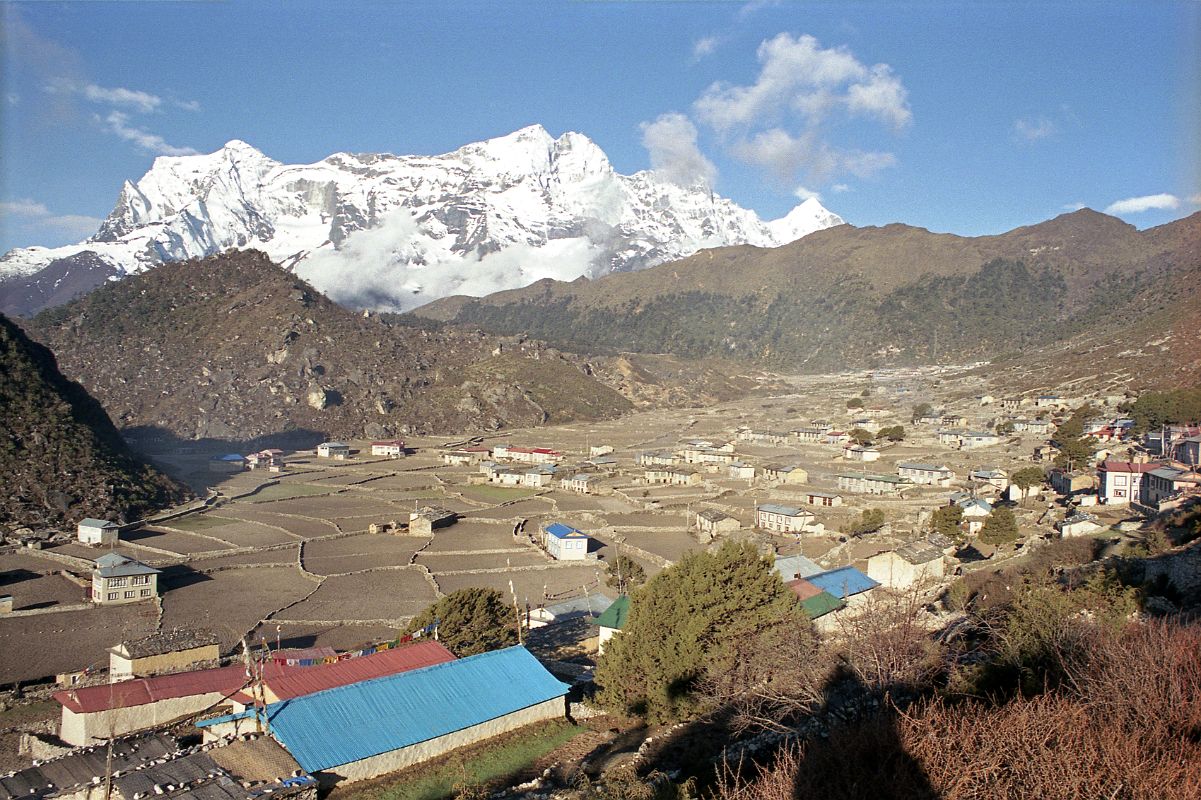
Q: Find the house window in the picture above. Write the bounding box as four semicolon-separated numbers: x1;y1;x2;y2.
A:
140;589;151;597
107;592;118;601
109;577;127;588
124;591;135;599
1116;475;1127;485
131;575;150;586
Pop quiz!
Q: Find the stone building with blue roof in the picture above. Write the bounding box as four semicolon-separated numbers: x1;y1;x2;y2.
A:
198;646;570;786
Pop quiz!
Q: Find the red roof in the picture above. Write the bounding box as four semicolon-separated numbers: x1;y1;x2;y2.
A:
785;578;825;601
55;642;456;714
1100;460;1161;473
264;641;455;700
55;663;253;713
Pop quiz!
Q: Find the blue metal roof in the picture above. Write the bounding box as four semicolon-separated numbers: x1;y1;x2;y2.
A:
808;566;879;599
545;522;588;539
252;646;569;773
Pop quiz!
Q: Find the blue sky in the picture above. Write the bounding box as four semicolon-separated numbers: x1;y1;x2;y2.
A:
2;0;1199;253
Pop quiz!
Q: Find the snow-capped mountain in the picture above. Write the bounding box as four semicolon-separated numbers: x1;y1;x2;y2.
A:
0;125;843;313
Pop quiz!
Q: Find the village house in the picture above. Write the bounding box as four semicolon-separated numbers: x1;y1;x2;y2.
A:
198;647;569;788
542;522;594;561
678;442;736;466
246;449;284;470
1058;512;1104;538
791;427;827;443
1013;419;1052;435
838;473;913;495
1035;394;1063;408
442;447;491;465
824;430;851;445
370;439;406;458
737;429;788;445
960;431;1003;449
897;462;955;486
953;495;993;536
489;466;525;486
492;445;563;464
560;473;600;494
1142;466;1201;506
940;414;968;427
784;578;845;625
762;463;809;484
915;413;944;426
636;451;677;466
208;453;246;473
728;461;756;480
809;420;834;431
528;594;613;628
594;595;629;655
843;445;881;462
92;553;159;605
589;445;614;457
1175;435;1201;467
938;429;966;447
755;504;816;533
969;468;1010;491
1033;442;1060;462
695;508;741;537
643;467;702;486
806;566;880;611
408;506;457;536
316;442;350;459
1098;459;1160;504
1000;397;1024;411
584;454;618;470
0;731;314;800
519;465;556;488
1049;468;1097;496
773;553;823;581
108;630;221;682
801;490;844;507
866;541;946;589
77;518;119;546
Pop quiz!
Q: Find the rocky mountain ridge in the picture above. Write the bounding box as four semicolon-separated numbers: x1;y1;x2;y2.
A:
0;313;190;529
0;126;842;316
412;209;1201;377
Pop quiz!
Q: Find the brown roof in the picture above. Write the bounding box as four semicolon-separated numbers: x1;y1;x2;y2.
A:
785;578;824;601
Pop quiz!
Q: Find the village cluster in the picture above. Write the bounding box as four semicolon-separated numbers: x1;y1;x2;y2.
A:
2;369;1199;799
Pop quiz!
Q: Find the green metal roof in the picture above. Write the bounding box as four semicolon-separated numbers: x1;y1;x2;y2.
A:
800;590;846;620
594;595;630;630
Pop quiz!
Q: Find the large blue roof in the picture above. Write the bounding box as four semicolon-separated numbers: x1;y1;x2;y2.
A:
808;566;879;599
256;646;569;772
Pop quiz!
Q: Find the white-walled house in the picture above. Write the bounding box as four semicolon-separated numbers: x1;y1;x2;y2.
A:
756;504;815;533
897;463;955;486
542;523;593;561
317;442;351;459
92;553;159;605
866;542;946;589
77;518;119;546
370;440;406;457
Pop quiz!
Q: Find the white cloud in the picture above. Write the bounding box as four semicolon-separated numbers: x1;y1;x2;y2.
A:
1189;194;1201;205
831;183;850;193
174;98;201;112
1013;116;1057;141
692;36;719;61
295;209;602;312
83;84;161;113
691;33;908;186
1061;202;1086;211
694;34;911;134
101;111;198;156
1;198;103;237
639;113;717;188
793;185;821;202
1103;193;1181;215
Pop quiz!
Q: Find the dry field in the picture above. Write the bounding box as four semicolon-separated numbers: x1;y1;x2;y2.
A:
0;604;158;683
433;563;605;601
247;621;401;652
302;534;430;575
272;569;436;623
122;528;235;555
191;548;300;570
414;551;549;573
159;565;318;650
461;498;556;521
420;523;527;552
0;572;84;612
216;508;339;539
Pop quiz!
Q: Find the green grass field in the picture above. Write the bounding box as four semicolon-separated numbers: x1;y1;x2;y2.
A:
458;485;543;504
245;483;337;503
333;720;583;800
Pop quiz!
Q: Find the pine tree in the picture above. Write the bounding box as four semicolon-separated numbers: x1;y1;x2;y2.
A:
980;506;1021;545
595;540;810;722
406;587;517;657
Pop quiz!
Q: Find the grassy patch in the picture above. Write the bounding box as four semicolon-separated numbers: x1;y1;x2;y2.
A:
458;485;542;504
0;699;57;728
333;720;583;800
245;484;337;503
165;514;239;531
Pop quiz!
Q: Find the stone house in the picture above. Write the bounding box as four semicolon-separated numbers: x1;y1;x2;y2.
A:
801;490;844;507
1058;512;1103;537
728;461;756;480
77;518;119;546
755;504;815;533
866;542;946;589
92;554;159;605
108;631;221;683
316;442;350;459
843;445;881;462
837;473;913;495
762;463;809;483
409;506;457;536
695;508;741;537
897;462;955;486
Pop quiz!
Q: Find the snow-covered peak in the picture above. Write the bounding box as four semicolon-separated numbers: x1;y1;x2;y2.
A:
1;126;843;312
